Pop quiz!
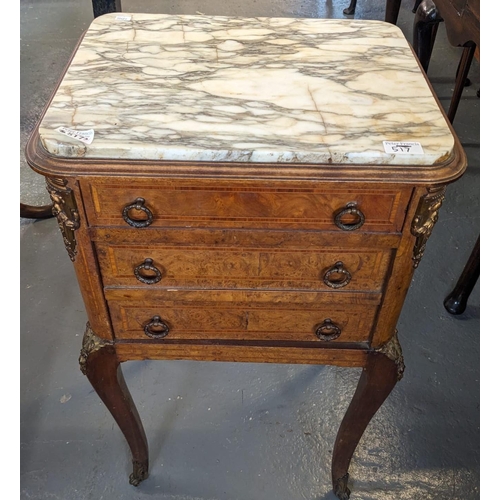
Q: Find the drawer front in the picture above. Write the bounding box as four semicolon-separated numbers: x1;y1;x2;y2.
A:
96;243;393;292
82;179;411;232
106;289;379;343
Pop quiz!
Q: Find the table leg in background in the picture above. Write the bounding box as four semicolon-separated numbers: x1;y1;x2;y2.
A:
413;0;442;73
385;0;402;25
444;236;480;315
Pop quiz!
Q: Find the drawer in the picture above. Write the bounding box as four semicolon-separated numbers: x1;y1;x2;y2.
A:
106;289;380;343
81;178;411;232
96;242;393;292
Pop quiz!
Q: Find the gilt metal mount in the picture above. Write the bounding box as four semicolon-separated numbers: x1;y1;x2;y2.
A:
375;330;405;381
79;323;112;375
332;472;350;500
411;187;446;268
46;177;80;261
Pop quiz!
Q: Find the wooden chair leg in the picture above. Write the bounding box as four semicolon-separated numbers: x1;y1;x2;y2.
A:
92;0;122;18
413;0;442;73
444;236;479;315
20;202;54;219
412;0;423;13
385;0;402;25
343;0;357;16
344;0;403;22
447;44;476;124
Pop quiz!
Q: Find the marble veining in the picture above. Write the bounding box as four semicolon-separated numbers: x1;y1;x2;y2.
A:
38;13;455;165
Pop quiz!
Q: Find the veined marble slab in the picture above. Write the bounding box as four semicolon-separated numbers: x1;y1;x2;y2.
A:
38;13;455;165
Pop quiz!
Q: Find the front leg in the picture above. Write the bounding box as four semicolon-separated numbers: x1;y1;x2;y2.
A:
332;332;404;499
79;323;149;486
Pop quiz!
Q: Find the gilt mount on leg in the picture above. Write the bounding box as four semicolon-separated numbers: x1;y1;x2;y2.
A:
374;330;405;381
79;322;112;375
78;322;149;485
411;187;446;268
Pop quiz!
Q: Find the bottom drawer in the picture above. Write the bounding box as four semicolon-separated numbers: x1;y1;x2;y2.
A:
106;289;379;343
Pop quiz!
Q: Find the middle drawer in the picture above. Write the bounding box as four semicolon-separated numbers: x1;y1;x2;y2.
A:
96;242;393;292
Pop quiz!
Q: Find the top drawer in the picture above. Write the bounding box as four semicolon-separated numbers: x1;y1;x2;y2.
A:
81;178;411;232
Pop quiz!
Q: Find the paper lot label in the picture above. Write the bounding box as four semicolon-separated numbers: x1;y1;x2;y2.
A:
383;141;424;154
56;127;94;145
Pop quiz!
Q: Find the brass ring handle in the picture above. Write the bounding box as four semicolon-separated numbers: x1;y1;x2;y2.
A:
323;261;352;289
315;318;341;341
134;258;162;285
144;315;170;339
334;202;365;231
122;198;154;228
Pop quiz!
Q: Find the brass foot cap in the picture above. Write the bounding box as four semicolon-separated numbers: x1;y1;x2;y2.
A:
333;473;351;500
129;461;149;487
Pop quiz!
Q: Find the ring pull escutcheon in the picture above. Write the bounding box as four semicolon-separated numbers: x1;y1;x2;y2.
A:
134;258;162;285
122;197;154;228
144;315;170;339
323;261;352;289
315;318;342;341
334;202;365;231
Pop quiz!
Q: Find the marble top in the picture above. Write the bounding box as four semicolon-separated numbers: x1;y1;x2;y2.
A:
38;13;455;165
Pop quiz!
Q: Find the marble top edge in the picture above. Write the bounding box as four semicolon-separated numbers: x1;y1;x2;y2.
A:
93;13;401;26
38;12;456;167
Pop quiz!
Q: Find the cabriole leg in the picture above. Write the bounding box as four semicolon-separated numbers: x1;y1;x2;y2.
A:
331;333;404;499
79;323;149;486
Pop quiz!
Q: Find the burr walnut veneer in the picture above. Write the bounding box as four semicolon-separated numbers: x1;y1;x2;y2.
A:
26;14;467;499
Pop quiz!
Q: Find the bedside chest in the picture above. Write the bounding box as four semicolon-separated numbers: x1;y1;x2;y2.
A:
25;13;466;499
